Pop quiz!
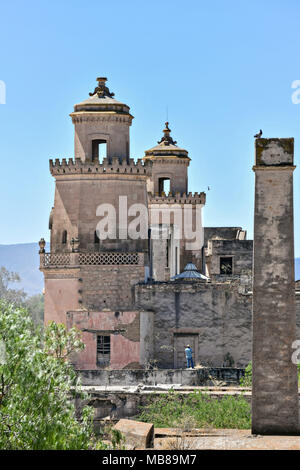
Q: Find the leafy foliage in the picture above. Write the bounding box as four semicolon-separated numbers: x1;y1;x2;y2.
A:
239;362;252;387
0;267;27;305
137;390;251;429
44;321;85;360
0;301;98;449
0;266;44;326
24;293;44;326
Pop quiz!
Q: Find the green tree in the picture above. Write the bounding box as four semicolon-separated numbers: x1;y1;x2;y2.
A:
0;267;44;327
0;301;99;450
0;267;27;305
24;293;44;326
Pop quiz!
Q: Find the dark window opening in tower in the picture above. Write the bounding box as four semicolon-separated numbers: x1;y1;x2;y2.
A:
94;230;100;244
92;139;107;162
97;335;110;367
158;177;170;196
62;230;67;244
220;257;233;275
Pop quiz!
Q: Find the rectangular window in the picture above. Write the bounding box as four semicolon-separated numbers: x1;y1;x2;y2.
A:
158;177;170;196
220;257;233;275
97;335;110;367
92;139;107;161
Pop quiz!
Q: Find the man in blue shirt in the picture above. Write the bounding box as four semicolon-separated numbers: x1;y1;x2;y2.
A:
185;344;194;369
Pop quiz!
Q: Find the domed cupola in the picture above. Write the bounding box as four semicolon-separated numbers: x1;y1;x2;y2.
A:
70;77;134;162
143;122;190;195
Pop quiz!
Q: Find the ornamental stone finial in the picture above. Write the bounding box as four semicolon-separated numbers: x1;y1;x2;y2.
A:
89;77;115;98
157;122;177;146
38;238;46;254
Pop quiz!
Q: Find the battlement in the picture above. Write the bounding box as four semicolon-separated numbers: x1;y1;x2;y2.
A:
50;156;152;176
149;191;206;205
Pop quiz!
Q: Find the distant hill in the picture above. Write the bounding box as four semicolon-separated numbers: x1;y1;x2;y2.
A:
0;243;299;296
0;243;48;297
296;258;300;281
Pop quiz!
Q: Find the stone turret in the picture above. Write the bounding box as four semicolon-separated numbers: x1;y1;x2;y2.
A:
41;77;149;327
143;122;190;195
70;77;133;162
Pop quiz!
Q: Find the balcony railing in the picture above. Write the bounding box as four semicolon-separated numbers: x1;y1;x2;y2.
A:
40;251;144;268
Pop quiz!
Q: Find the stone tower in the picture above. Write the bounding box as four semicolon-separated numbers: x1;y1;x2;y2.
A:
143;122;190;196
144;123;205;280
252;138;299;434
71;77;133;162
40;78;151;326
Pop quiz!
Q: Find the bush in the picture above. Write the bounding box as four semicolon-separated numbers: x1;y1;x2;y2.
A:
0;301;101;449
137;390;251;429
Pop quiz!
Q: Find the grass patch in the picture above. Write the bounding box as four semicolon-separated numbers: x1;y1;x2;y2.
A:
136;390;251;429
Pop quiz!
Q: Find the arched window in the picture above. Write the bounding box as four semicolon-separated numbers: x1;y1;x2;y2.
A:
62;230;67;244
94;230;100;244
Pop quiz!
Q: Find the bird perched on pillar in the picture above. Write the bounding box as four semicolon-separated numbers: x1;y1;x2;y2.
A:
254;129;263;138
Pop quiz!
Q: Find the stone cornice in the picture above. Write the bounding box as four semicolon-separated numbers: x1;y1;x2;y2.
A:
70;112;133;124
252;165;296;172
143;155;190;164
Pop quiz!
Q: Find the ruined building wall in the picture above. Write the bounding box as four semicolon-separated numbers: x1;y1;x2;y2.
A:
135;282;253;368
136;282;300;369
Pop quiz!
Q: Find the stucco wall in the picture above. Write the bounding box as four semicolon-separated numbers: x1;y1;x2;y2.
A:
67;310;141;369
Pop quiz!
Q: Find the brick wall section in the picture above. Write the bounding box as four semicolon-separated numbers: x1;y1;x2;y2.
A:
80;265;145;311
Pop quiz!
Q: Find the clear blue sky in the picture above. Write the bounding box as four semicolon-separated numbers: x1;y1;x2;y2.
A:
0;0;300;255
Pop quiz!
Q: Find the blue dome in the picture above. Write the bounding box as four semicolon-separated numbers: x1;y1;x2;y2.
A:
171;263;209;281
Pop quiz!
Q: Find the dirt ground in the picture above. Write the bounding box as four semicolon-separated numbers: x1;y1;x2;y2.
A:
154;428;300;450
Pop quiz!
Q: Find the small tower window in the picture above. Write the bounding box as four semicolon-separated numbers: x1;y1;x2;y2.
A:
158;177;170;196
92;139;107;162
220;257;233;275
62;230;67;244
97;335;110;367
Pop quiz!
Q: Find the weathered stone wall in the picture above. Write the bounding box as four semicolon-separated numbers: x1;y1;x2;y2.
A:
136;281;300;369
252;137;299;435
50;173;149;253
207;239;253;275
77;367;245;386
204;227;246;246
146;159;189;195
67;310;141;370
135;281;253;368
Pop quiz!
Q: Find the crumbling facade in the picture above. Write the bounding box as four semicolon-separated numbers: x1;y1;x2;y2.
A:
39;77;299;371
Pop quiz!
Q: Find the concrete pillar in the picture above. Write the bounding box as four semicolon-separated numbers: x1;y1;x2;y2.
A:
252;138;299;435
139;310;154;366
